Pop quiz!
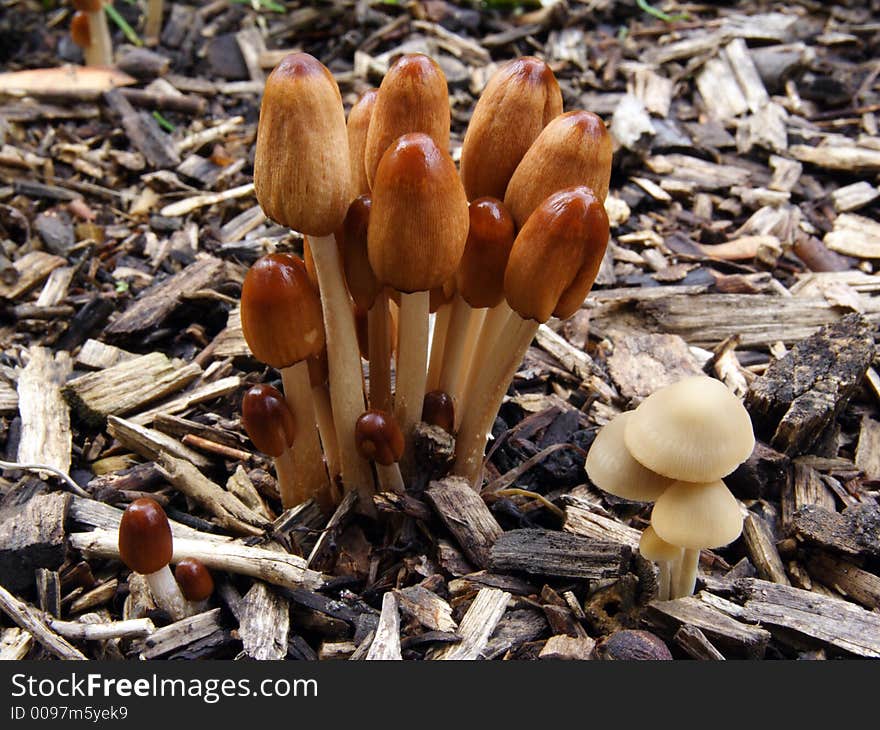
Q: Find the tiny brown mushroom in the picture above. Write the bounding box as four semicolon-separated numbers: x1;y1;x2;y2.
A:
174;557;214;603
241;255;329;508
355;410;406;494
118;498;187;621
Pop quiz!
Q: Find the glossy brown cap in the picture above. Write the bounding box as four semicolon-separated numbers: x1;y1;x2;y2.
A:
364;54;450;189
71;12;91;48
368;133;469;292
456;198;517;309
422;390;454;433
355;410;405;466
460;57;562;201
347;89;378;196
118;498;173;575
73;0;103;11
241;253;325;368
504;186;609;323
241;384;297;457
341;195;381;310
174;558;214;602
505;110;613;228
254;53;351;236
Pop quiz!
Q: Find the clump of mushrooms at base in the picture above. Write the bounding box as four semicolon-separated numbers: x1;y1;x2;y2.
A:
241;52;613;525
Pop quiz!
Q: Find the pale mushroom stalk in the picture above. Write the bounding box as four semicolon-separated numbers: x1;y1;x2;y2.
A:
453;314;539;484
145;565;187;621
145;0;164;43
311;383;340;481
395;290;430;477
675;548;701;599
281;362;330;506
376;463;406;495
272;447;298;507
309;234;375;514
84;3;113;67
426;302;452;391
438;295;486;425
459;300;515;413
367;290;393;412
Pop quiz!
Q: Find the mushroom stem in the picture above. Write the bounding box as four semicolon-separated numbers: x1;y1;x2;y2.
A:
375;462;406;495
676;548;701;599
453;313;539;485
395;290;430;478
452;306;485;427
272;449;299;507
657;561;672;601
367;290;393;412
460;300;515;413
426;302;451;392
312;383;340;482
144;0;164;43
85;5;113;67
438;296;485;425
308;234;375;514
144;565;187;621
280;362;329;508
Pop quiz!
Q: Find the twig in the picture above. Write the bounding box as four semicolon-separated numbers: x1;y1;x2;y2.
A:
0;458;89;497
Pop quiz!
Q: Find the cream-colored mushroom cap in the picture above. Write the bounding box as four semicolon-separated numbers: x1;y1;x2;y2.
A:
651;480;743;550
624;376;755;482
639;525;682;563
585;412;673;502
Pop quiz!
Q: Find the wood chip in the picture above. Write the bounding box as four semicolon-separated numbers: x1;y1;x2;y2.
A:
366;592;402;660
746;314;876;454
16;346;72;474
647;595;770;658
490;529;630;581
238;582;289;660
431;587;510;660
63;352;201;427
426;477;503;569
738;578;880;657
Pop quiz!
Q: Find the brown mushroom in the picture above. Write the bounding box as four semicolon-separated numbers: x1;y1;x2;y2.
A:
454;186;609;484
340;195;393;412
460;57;562;201
504;110;614;228
347;89;378;197
118;498;187;621
422;390;454;434
253;53;375;514
446;198;517;425
355;410;406;495
368;133;469;475
240;254;329;508
363;53;450;190
241;383;301;507
174;557;214;605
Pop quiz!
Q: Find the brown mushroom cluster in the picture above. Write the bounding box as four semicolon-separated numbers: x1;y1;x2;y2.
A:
585;376;755;600
243;51;612;514
118;498;214;618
